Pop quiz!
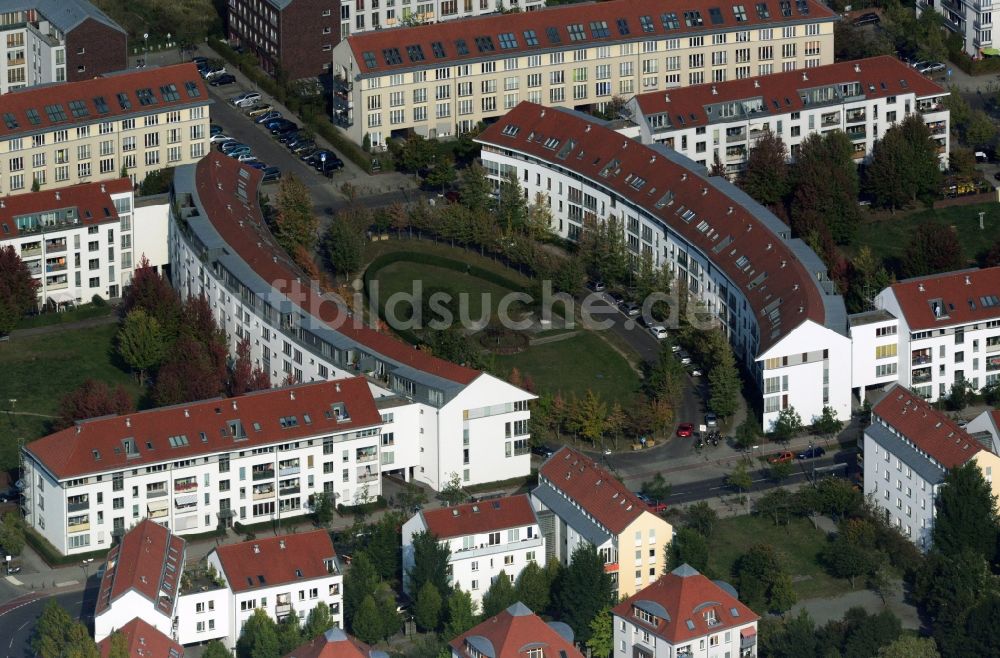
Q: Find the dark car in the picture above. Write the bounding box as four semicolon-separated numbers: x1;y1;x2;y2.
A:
263;118;290;130
209;74;236;86
797;446;827;460
606;291;625;305
852;12;880;26
304;150;334;167
267;119;297;133
255;111;282;125
284;134;308;148
191;56;209;65
531;444;555;458
277;129;302;143
246;161;267;170
291;141;316;154
318;158;345;176
261;166;281;182
209;124;224;136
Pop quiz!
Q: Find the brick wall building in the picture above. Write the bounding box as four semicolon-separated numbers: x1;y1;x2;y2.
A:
227;0;339;80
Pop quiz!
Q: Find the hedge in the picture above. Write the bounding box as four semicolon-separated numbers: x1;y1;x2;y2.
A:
948;49;1000;76
363;250;529;298
207;39;383;175
25;526;106;567
336;495;388;516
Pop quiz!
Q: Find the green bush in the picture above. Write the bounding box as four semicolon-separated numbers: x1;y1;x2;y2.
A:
24;526;106;567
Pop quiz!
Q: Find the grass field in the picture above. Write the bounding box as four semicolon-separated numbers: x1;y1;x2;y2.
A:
707;514;854;601
364;238;534;288
853;202;1000;272
371;262;523;324
495;331;639;406
15;303;114;330
0;323;142;471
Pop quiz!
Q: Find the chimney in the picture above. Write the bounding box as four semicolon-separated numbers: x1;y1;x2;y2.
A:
253;544;260;554
585;124;591;132
232;400;238;410
540;109;546;117
965;275;971;285
272;256;277;263
766;242;772;250
853;63;861;73
622;140;628;149
55;191;60;200
799;305;804;314
650;155;656;163
711;85;718;95
918;283;925;292
701;187;708;196
76;425;81;435
335;382;341;393
727;206;734;215
100;183;106;193
184;409;190;418
802;72;808;81
290;391;296;401
753;80;760;88
125;417;131;428
681;172;688;181
781;260;787;268
664;93;671;102
279;539;286;549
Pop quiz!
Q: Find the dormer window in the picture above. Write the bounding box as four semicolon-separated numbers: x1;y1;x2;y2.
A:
704;608;719;626
526;649;543;658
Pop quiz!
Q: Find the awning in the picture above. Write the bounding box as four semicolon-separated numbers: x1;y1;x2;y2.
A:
982;47;1000;56
147;500;168;512
740;628;757;638
174;493;198;507
47;290;75;304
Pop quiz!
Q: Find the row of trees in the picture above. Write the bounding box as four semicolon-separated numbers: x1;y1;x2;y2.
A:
235;603;336;658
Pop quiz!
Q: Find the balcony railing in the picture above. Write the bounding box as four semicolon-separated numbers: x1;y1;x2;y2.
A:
986;342;1000;353
45;263;67;273
174;481;198;492
45;279;68;290
279;486;301;496
845;111;866;124
279;465;300;476
44;242;66;252
357;471;379;484
68;521;90;533
253;487;275;500
67;500;89;513
21;245;41;257
453;536;544;560
912;371;932;384
726;131;746;143
252;469;275;481
148;506;168;519
356;452;378;464
911;354;932;366
821;114;841;126
846;129;867;141
147;488;168;498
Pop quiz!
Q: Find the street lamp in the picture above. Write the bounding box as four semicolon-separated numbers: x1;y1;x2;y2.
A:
80;557;93;583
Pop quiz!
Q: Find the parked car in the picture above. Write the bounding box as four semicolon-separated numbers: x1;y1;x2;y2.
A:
620;301;640;317
236;153;257;162
226;147;252;159
191;56;209;65
270;122;299;136
588;280;606;292
209;74;236;86
305;150;334;167
247;105;275;118
261;166;281;182
677;350;692;365
291;141;316;154
210;133;232;144
670;344;682;353
255;111;282;125
704;413;718;428
531;444;555;458
917;61;945;74
649;325;668;340
797;446;827;460
645;500;668;514
976;151;990;163
203;67;227;79
284;134;308;148
231;91;261;106
209;124;224;136
318;158;345;176
768;451;795;465
687;364;703;377
220;141;249;154
277;130;301;143
676;422;694;438
606;291;625;306
852;12;880;26
246;161;268;170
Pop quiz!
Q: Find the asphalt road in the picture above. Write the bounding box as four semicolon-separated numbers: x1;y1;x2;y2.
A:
0;589;89;657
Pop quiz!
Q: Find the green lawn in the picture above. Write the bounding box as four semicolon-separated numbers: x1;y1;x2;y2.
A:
853;202;1000;271
365;238;533;288
371;262;523;324
495;331;639;406
707;514;854;601
15;302;114;330
0;323;142;471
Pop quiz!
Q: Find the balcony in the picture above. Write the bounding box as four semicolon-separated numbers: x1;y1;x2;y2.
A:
45;262;67;273
912;368;932;384
148;501;169;519
357;469;379;484
279;485;300;496
453;536;544;560
726;130;747;143
25;263;41;276
147;488;168;498
252;468;275;481
7;57;24;66
356;450;378;464
975;17;993;30
604;561;619;573
821;113;841;127
67;520;90;533
253;485;275;500
278;462;300;476
45;278;68;290
276;603;293;619
845;110;866;124
974;0;993;10
44;241;66;252
67;499;89;513
846;128;867;142
986;341;1000;353
912;352;932;366
174;480;198;493
21;244;41;257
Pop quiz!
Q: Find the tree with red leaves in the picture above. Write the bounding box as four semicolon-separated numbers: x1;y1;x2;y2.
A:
154;336;229;406
230;336;271;396
120;255;181;338
56;380;134;430
0;245;38;335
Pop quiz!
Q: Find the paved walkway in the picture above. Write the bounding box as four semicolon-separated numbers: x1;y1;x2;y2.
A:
792;587;921;630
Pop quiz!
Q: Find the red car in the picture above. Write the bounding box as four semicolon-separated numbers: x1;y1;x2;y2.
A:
646;501;668;513
768;451;795;465
676;423;694;437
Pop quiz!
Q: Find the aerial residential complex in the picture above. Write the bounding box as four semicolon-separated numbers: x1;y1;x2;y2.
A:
226;0;340;79
613;564;759;658
917;0;994;58
333;0;836;148
626;55;950;175
0;178;169;306
22;379;387;555
478;102;850;430
530;447;673;598
339;0;545;39
402;494;543;607
0;0;127;94
169;154;533;491
0;63;211;194
92;520;342;649
863;385;1000;549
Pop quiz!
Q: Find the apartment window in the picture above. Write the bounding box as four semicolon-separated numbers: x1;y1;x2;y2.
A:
77;163;91;178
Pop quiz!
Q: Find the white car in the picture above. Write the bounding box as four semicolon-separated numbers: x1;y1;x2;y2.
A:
209;133;231;144
203;67;227;79
236;153;257;162
649;325;668;340
232;92;262;107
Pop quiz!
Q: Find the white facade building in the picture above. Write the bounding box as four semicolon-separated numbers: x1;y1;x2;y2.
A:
612;564;759;658
21;378;390;556
917;0;994;58
625;55;950;176
401;494;543;608
339;0;544;39
477;102;850;430
863;384;1000;549
203;531;343;649
852;267;1000;403
0;179;168;306
168;152;534;493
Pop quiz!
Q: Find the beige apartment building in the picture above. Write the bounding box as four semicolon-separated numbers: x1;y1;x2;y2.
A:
332;0;837;148
0;63;211;195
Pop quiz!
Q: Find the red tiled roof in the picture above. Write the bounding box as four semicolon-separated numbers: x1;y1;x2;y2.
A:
0;64;209;139
214;530;337;593
25;378;381;480
97;617;184;658
95;519;186;617
346;0;836;75
872;384;982;469
632;55;946;128
537;447;648;534
612;565;758;644
449;603;585;658
283;628;373;658
0;179;132;238
887;266;1000;331
194;152;481;385
477;102;828;353
420;494;536;539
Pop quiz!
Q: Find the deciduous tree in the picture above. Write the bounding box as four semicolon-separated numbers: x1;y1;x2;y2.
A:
414;581;443;632
351;595;383;645
303;602;333;639
933;461;1000;561
739;130;790;207
274;175;319;254
667;527;710;573
235;608;280;658
344;552;379;631
553;543;613;643
771;406;802;442
323;213;366;279
876;636;940;658
230;336;271;396
708;341;740;419
481;570;518;618
56;379;134;429
366;513;402;582
684;502;719;538
791;131;861;245
202;641;231;658
733;544;796;614
277;612;303;655
0;245;37;335
514;561;551;614
117;309;166;382
409;530;452;598
586;607;614;658
444;588;477;637
119;255;180;336
902;222;963;278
